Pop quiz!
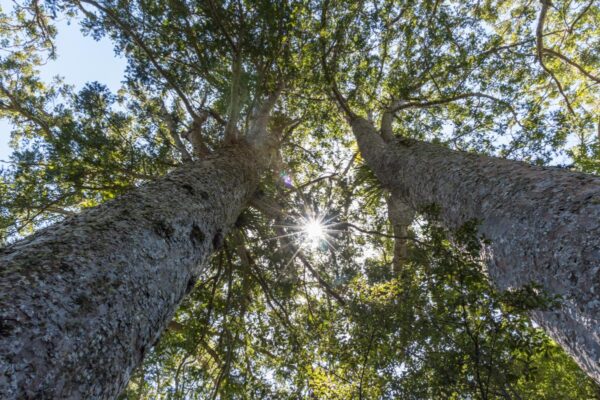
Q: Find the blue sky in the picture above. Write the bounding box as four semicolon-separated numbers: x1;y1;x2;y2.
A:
0;7;127;160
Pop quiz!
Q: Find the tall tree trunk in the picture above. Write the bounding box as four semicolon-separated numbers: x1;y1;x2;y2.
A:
386;195;414;276
350;116;600;382
0;144;261;399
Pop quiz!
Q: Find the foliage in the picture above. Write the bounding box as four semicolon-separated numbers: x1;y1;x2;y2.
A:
1;0;599;398
120;205;599;399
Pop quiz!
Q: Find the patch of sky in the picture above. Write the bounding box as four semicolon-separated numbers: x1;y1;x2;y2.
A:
0;3;126;161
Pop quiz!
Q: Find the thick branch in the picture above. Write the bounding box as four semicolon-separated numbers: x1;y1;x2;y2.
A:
224;54;243;142
330;82;357;121
384;92;524;136
380;108;396;142
160;103;193;162
183;112;212;157
246;85;283;149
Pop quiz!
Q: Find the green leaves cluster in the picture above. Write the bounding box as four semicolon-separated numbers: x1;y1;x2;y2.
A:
120;200;599;399
0;0;599;398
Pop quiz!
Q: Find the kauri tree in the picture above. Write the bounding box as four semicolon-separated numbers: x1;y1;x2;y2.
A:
0;0;599;399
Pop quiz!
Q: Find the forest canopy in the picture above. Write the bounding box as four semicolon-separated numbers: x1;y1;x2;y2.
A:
0;0;599;399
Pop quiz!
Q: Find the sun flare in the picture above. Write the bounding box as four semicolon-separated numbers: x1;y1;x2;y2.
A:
304;219;325;243
266;209;340;254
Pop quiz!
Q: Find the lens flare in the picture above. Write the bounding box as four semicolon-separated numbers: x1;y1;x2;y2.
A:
304;219;325;244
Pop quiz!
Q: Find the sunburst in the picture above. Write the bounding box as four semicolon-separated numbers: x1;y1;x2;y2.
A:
268;210;341;253
303;218;325;246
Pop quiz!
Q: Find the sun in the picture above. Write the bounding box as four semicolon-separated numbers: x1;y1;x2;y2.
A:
304;219;325;243
267;209;339;254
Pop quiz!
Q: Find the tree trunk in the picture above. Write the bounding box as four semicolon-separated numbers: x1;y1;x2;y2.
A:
386;195;414;276
351;116;600;382
0;144;261;399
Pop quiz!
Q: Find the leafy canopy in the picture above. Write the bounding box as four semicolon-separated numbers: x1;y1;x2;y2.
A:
0;0;599;398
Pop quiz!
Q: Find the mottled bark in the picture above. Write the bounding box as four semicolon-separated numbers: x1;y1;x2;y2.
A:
0;144;261;399
351;116;600;382
386;195;414;276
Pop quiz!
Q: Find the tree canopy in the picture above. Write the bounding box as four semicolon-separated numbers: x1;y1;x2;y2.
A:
1;0;599;398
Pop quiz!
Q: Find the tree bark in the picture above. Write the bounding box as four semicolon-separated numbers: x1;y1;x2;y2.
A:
386;195;414;276
350;116;600;382
0;144;261;399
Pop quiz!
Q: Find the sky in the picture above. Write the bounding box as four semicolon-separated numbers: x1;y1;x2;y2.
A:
0;6;127;161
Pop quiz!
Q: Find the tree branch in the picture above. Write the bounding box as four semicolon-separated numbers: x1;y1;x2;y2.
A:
536;0;575;115
246;83;283;147
380;107;397;142
206;0;238;52
386;92;524;131
542;47;600;84
0;83;54;138
183;112;212;157
77;0;202;119
159;102;193;162
389;92;513;114
386;195;415;275
297;252;346;306
568;0;594;34
224;53;243;142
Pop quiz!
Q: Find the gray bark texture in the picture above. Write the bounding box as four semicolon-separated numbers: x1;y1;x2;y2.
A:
351;116;600;382
0;144;260;399
386;195;414;276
